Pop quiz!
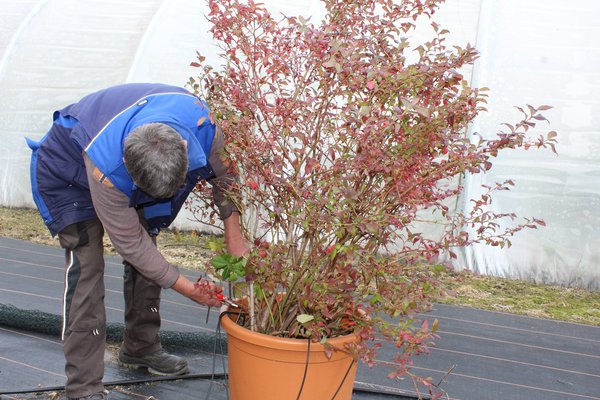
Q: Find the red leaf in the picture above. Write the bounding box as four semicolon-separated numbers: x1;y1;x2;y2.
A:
246;180;259;190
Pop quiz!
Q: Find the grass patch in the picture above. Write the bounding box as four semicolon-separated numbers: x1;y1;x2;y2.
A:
0;207;215;270
0;207;55;244
1;206;598;326
438;271;600;325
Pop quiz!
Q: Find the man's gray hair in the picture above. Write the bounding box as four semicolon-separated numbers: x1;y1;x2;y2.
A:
123;123;188;199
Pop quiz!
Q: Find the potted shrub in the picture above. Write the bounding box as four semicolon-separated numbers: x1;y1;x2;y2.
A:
187;0;557;398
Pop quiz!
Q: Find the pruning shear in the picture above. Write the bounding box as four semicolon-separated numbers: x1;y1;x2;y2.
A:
214;292;240;309
197;277;240;323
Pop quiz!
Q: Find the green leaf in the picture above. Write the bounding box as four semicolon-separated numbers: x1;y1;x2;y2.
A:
210;254;232;269
431;264;445;273
370;293;383;305
365;222;379;234
296;314;314;324
210;254;247;282
205;237;226;252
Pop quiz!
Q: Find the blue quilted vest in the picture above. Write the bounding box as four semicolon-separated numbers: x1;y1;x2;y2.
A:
27;83;216;236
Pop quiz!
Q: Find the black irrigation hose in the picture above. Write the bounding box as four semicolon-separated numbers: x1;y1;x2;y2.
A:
0;372;228;396
212;312;406;400
331;359;355;399
354;386;429;399
0;305;422;399
1;376;422;399
205;311;239;400
295;338;311;400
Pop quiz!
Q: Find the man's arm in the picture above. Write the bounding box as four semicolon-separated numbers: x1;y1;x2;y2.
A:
208;126;249;257
208;125;239;220
224;211;247;257
84;154;221;306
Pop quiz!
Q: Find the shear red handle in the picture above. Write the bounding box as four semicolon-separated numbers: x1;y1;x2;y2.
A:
216;292;240;308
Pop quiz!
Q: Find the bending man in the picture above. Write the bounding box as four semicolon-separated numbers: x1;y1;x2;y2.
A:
27;83;245;400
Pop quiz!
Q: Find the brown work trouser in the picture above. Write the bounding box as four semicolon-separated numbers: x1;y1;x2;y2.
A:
58;217;162;398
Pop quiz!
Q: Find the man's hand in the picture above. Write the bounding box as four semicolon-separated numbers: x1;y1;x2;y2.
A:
171;274;222;307
193;278;224;307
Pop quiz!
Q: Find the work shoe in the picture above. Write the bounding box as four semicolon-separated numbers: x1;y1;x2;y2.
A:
67;389;109;399
118;349;189;376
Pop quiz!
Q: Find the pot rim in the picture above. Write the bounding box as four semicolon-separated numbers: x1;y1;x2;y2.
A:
219;304;359;352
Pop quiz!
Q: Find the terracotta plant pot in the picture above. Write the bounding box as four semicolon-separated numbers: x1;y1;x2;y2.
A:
220;308;359;400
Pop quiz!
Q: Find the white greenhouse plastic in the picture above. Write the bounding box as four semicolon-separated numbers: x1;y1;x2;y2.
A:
0;0;598;289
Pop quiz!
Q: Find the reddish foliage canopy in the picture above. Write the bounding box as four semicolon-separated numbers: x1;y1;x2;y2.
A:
187;0;556;391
